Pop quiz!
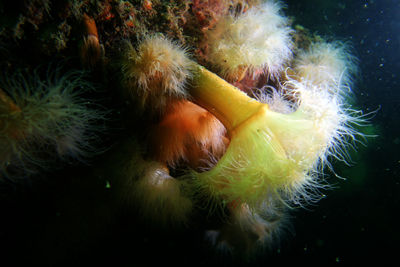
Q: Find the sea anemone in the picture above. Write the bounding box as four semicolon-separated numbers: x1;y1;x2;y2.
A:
185;62;364;215
78;14;101;69
147;100;227;169
291;39;360;92
0;64;106;181
109;140;194;227
115;35;194;115
206;199;287;259
206;0;293;82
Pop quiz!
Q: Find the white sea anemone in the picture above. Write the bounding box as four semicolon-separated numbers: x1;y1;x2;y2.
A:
206;0;293;81
115;35;194;114
291;39;360;94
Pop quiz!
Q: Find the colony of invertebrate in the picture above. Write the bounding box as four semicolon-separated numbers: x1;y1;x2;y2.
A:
109;1;366;259
0;0;369;264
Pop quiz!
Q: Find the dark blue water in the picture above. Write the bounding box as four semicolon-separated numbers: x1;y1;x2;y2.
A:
284;0;400;264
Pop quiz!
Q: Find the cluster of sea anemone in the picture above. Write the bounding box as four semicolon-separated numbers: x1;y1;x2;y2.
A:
0;0;368;262
109;0;367;259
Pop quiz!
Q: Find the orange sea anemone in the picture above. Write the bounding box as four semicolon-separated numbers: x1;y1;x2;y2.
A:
147;100;228;169
78;13;101;69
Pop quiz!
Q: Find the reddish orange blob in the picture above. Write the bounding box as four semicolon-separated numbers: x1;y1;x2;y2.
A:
147;100;227;169
0;88;20;113
143;0;152;10
81;14;98;38
0;88;26;141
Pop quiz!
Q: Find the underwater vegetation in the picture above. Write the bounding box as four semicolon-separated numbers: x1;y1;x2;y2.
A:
0;0;374;265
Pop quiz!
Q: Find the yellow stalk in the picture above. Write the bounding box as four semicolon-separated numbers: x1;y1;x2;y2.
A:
189;64;265;133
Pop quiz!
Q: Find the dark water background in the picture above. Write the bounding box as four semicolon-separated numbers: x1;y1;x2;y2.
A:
283;0;400;264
